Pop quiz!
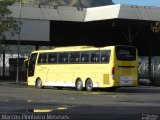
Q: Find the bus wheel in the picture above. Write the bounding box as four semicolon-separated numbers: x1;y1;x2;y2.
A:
76;79;83;91
85;79;93;91
36;78;43;89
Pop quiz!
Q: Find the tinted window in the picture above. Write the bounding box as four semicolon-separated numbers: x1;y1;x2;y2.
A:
38;53;48;64
58;53;68;63
29;53;37;64
69;52;80;63
28;53;37;77
91;51;100;63
116;46;136;61
101;50;111;63
48;53;58;63
81;52;90;63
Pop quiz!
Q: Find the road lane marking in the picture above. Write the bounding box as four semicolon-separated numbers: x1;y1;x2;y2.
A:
27;100;34;103
91;92;104;95
33;109;53;113
70;98;75;100
83;92;111;95
57;107;68;110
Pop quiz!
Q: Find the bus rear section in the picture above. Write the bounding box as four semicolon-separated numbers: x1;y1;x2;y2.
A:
113;46;138;87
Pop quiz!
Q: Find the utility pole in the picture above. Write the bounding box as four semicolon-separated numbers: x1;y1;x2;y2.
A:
2;45;5;77
16;0;22;83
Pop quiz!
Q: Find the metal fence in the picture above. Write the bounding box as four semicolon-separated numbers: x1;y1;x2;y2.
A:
138;61;160;77
138;60;160;86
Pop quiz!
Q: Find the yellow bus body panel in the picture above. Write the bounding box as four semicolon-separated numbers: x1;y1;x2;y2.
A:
27;46;138;88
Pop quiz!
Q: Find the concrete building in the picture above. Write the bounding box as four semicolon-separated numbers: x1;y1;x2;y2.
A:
1;1;160;83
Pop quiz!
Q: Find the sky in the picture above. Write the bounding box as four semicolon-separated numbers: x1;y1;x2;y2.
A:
113;0;160;7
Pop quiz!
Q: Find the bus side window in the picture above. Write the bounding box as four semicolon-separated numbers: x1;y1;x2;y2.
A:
58;53;68;63
91;51;100;63
69;52;80;63
81;52;90;63
76;58;80;62
101;50;111;63
48;53;57;64
38;53;48;64
101;57;107;62
81;57;86;62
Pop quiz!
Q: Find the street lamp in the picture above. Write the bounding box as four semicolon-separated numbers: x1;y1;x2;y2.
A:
16;0;22;83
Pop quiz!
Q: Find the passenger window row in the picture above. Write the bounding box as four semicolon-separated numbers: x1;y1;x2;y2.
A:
38;50;111;64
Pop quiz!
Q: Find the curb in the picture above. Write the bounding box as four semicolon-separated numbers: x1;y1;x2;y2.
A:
0;81;27;86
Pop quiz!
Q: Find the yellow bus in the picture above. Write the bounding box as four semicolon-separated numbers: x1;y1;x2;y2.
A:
26;45;138;91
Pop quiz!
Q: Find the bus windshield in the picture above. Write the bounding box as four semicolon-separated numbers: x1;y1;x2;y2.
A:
116;46;136;61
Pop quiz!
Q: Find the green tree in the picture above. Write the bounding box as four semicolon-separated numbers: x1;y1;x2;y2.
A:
0;0;18;77
0;0;18;42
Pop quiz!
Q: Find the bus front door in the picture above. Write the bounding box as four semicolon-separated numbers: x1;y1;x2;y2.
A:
28;53;38;85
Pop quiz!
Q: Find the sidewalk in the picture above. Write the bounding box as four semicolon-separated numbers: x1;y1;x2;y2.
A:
0;80;27;86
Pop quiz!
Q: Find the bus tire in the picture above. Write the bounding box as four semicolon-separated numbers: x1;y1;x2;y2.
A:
76;79;83;91
36;78;44;89
85;79;93;91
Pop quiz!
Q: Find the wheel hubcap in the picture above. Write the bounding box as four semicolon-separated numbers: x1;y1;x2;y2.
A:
37;80;41;87
77;81;82;88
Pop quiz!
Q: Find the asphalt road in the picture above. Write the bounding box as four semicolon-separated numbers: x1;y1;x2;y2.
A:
0;84;160;120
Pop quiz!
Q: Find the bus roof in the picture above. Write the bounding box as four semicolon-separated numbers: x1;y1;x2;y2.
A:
53;46;94;51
